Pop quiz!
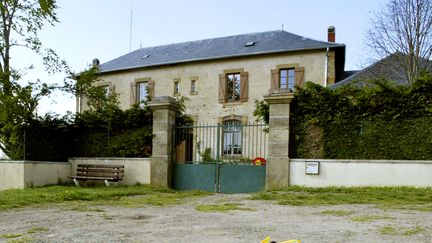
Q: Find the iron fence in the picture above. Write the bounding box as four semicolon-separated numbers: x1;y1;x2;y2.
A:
174;123;268;164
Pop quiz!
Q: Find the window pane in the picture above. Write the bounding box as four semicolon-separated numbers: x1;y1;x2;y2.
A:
191;80;196;92
280;69;288;89
226;73;240;102
223;120;242;155
137;82;147;102
288;69;295;90
174;81;179;93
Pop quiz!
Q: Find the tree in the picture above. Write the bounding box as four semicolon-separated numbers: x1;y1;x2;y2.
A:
367;0;432;85
0;0;65;159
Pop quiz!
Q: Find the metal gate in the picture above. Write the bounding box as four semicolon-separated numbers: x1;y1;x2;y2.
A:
172;122;268;193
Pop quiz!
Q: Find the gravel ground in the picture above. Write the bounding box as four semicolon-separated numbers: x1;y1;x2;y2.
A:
1;194;432;243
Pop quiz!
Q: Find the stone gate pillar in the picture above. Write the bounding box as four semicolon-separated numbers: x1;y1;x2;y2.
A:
147;96;179;187
263;91;294;189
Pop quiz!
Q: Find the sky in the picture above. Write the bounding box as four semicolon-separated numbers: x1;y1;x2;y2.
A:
14;0;389;115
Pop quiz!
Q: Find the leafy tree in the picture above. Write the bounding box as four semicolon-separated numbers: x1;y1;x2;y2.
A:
367;0;432;85
67;66;119;112
0;0;65;159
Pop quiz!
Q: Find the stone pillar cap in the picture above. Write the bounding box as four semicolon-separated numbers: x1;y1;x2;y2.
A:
263;91;294;104
147;96;180;111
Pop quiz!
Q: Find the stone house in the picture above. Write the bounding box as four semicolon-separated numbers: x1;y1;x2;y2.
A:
79;27;346;125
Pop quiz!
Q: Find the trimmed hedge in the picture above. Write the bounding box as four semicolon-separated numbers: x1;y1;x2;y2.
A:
288;74;432;159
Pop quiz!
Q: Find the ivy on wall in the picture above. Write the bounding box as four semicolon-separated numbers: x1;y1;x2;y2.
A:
255;74;432;159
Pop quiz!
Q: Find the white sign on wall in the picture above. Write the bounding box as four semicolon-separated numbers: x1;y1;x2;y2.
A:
305;161;320;175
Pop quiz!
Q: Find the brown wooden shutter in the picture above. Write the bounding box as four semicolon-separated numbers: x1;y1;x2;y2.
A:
218;74;226;103
240;71;249;102
108;82;115;93
147;80;155;98
271;69;279;91
130;82;137;105
295;67;305;88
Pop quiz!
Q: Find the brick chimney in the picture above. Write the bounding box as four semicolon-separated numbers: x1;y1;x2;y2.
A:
327;26;335;42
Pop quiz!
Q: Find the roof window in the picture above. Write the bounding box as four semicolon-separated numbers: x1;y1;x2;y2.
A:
141;54;150;59
244;41;255;47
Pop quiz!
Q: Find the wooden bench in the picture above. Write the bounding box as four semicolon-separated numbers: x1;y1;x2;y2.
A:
69;164;124;186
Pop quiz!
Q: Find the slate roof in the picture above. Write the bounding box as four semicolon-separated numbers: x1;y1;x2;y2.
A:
99;30;345;74
331;53;432;89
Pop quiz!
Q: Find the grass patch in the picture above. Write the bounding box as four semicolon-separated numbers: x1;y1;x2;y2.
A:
379;225;397;235
0;185;211;211
351;215;393;222
0;234;22;239
403;226;424;236
6;237;34;243
251;186;432;209
319;210;353;216
196;203;254;212
27;227;48;234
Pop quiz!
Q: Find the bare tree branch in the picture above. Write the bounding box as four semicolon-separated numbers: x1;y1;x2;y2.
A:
366;0;432;85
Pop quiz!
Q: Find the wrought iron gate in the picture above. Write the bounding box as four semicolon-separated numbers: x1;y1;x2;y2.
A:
172;122;268;193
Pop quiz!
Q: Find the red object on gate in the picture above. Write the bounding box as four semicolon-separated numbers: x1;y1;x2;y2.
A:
253;157;267;166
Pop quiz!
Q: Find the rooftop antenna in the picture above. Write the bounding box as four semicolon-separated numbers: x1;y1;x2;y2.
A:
129;0;134;51
281;23;284;31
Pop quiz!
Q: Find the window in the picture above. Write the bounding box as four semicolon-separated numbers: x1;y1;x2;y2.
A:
279;68;295;90
218;71;248;103
226;73;240;102
191;80;196;93
174;81;180;94
98;85;110;97
271;66;304;92
223;120;242;156
130;79;154;106
137;82;148;104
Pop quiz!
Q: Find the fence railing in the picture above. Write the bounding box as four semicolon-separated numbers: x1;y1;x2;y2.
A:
173;123;268;164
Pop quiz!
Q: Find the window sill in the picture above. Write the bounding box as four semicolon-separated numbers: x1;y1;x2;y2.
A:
189;91;198;96
173;93;181;97
222;101;245;107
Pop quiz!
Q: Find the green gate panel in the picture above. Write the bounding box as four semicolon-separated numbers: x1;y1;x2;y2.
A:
173;164;216;192
219;165;266;193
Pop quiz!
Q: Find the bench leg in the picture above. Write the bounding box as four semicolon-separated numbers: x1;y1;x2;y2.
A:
73;178;80;187
104;180;111;187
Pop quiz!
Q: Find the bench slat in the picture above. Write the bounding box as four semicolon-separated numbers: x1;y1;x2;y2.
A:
70;164;125;183
77;164;124;169
77;168;124;173
70;176;121;181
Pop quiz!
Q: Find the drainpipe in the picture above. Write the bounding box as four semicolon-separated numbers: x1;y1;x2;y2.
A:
324;47;329;87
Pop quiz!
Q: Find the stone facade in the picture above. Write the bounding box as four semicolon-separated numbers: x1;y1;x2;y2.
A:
81;50;332;124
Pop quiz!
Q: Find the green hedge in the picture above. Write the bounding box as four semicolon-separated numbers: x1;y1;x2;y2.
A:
23;105;153;161
288;74;432;159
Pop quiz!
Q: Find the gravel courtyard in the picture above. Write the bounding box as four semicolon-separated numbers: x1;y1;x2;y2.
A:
1;193;431;242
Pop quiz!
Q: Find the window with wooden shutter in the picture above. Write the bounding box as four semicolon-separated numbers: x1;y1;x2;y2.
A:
130;82;137;105
147;80;155;98
295;67;305;88
239;71;249;102
218;74;226;103
271;69;279;91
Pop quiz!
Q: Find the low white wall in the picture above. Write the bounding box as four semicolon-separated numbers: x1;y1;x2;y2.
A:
290;159;432;187
0;161;71;190
69;158;151;185
24;161;71;188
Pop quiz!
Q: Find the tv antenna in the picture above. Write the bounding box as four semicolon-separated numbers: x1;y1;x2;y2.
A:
129;0;134;51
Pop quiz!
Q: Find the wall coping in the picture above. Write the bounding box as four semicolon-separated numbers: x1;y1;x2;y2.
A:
291;159;432;164
0;160;70;165
69;157;151;161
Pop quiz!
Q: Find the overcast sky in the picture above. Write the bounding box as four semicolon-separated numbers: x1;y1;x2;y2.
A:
15;0;388;115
